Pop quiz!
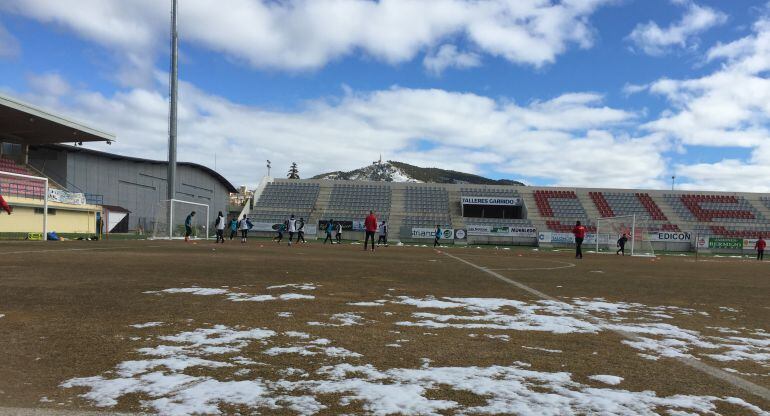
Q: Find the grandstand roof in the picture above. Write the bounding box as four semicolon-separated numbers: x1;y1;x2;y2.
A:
42;144;237;193
0;92;115;145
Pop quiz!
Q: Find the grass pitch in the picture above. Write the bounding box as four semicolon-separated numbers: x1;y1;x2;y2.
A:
0;240;768;415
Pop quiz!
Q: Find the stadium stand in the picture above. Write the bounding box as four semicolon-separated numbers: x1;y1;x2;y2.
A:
663;194;764;223
588;191;679;231
402;186;451;228
460;187;520;198
534;190;595;232
325;183;391;221
250;182;319;223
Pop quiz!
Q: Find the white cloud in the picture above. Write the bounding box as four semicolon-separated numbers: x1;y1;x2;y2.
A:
18;71;661;188
639;15;770;191
1;0;612;81
627;0;727;56
423;44;481;75
27;72;71;97
0;21;20;58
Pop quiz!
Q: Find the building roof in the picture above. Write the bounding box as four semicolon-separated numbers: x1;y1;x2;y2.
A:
0;92;115;145
43;144;238;193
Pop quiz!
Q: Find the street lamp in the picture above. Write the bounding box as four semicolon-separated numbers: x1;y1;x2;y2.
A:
671;175;676;191
267;160;271;177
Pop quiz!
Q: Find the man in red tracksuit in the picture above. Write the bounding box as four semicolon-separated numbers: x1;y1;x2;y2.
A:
755;236;766;261
364;211;377;252
0;195;12;215
572;220;586;259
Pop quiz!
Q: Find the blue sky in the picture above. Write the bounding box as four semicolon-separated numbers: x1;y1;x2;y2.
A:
1;0;769;191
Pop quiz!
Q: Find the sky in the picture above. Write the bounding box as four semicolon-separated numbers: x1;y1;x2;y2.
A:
0;0;769;191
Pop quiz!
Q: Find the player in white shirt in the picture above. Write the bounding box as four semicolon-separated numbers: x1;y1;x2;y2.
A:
214;211;226;243
287;215;297;246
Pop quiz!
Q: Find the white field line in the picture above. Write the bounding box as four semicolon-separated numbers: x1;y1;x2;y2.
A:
442;251;770;402
487;259;575;271
3;245;165;255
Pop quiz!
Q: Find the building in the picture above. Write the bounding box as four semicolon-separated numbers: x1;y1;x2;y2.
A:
28;144;237;232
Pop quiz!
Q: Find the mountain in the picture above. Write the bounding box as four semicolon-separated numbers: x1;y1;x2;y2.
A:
311;160;525;185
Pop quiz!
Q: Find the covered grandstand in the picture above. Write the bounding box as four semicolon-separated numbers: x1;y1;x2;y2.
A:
0;92;236;238
0;93;112;238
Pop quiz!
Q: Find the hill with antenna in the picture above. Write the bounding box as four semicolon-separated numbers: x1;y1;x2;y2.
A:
312;160;524;185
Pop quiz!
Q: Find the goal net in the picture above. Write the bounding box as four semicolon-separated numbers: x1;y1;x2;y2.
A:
595;215;655;257
150;199;210;240
0;171;50;240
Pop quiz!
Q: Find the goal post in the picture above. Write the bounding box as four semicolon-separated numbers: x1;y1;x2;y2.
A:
595;214;655;257
0;171;49;240
150;199;210;240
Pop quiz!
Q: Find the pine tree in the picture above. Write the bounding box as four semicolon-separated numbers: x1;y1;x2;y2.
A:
287;162;300;179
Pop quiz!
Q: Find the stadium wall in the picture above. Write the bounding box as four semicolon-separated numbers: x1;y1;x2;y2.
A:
1;196;98;235
27;145;236;232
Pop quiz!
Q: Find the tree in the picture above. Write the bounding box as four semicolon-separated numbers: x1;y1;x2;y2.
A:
287;162;300;179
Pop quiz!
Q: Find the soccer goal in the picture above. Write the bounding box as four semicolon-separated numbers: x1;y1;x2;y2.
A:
150;199;210;240
595;214;655;257
0;171;50;240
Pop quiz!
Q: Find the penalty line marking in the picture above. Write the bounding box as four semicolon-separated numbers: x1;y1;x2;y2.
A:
442;251;770;402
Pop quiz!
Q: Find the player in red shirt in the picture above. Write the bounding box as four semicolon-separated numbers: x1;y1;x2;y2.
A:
0;194;12;215
364;210;378;252
572;220;586;259
755;236;766;261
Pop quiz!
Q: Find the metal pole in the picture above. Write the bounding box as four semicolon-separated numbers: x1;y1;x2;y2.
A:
167;0;178;201
43;179;48;241
630;214;636;256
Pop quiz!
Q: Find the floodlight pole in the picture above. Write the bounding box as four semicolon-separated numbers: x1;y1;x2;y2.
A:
167;0;178;202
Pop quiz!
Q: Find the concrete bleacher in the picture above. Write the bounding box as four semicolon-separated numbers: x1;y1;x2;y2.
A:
402;186;451;227
663;194;764;223
324;183;391;221
533;189;595;232
588;191;679;231
250;182;319;223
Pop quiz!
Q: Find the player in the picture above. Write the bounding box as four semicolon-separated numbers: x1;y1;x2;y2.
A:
229;216;238;240
433;224;441;248
324;219;335;244
572;220;586;259
0;194;12;215
616;233;627;256
336;221;343;244
297;217;306;243
755;235;766;261
274;221;285;243
184;211;196;242
214;211;225;243
364;211;377;251
377;221;388;247
239;214;250;243
287;215;297;246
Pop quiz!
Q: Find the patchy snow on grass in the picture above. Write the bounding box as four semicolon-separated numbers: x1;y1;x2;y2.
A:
146;286;315;303
284;363;766;416
277;312;293;318
307;313;364;327
130;322;164;329
393;295;770;367
347;300;387;307
521;346;562;353
267;283;318;291
588;374;624;385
